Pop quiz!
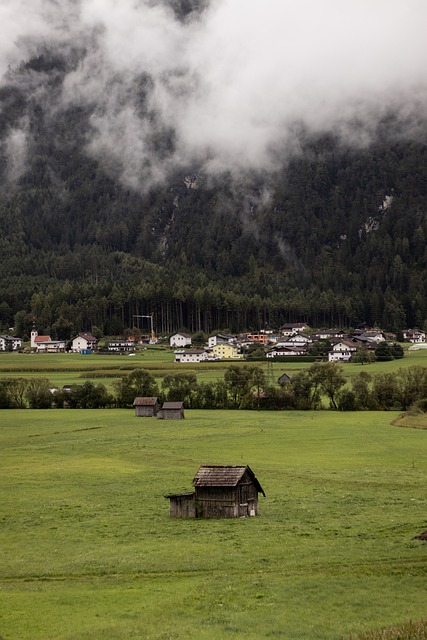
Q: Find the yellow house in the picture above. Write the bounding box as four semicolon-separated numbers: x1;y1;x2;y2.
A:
212;343;242;359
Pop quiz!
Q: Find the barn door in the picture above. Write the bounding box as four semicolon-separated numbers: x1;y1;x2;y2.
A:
239;484;249;516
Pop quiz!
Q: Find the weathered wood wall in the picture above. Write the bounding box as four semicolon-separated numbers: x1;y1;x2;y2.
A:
168;493;196;518
159;409;184;420
195;487;237;518
135;405;158;417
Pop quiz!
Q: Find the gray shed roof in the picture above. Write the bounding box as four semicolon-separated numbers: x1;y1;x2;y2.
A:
193;465;265;496
133;396;159;406
162;401;184;410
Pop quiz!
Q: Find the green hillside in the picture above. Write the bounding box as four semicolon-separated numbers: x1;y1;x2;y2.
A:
0;48;426;337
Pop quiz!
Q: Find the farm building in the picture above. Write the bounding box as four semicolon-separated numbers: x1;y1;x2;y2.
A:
158;401;185;419
165;492;196;518
169;332;192;348
133;396;160;417
278;373;292;386
165;465;265;518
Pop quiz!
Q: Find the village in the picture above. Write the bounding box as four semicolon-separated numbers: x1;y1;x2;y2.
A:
169;325;426;363
1;323;425;363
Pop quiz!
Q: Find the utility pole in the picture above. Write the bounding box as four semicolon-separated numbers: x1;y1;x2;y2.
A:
267;359;276;385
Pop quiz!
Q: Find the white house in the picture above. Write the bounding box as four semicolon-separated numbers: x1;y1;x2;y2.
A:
314;329;345;340
170;332;192;348
0;335;22;351
328;341;357;362
332;340;357;352
328;350;353;362
72;333;98;352
287;333;313;345
356;330;385;344
266;346;308;358
174;349;207;363
35;337;66;353
107;339;135;352
403;329;426;343
274;333;313;349
208;333;236;348
30;328;66;353
279;323;310;337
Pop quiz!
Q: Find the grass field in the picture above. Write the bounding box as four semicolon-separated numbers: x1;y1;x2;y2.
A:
0;349;294;390
0;346;426;391
0;409;426;640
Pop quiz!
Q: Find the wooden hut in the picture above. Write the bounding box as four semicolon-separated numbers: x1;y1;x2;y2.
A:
164;492;196;518
133;396;160;417
165;465;265;518
158;401;185;419
278;372;292;386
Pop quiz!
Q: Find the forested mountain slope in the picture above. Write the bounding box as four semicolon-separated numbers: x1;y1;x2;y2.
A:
0;46;426;338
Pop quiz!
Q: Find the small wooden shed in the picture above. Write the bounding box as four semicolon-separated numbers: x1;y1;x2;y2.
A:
165;465;265;518
133;396;160;417
158;401;185;419
164;492;196;518
278;372;292;386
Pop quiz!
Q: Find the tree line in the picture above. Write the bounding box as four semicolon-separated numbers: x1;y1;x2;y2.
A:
1;363;426;413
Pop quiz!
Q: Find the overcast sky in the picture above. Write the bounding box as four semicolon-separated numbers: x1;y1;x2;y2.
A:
1;0;427;185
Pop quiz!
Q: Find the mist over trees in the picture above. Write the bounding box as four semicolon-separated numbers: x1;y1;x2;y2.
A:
0;2;426;336
1;74;426;337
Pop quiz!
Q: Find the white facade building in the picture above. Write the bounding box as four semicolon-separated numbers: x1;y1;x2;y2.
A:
208;334;236;348
0;335;22;351
403;330;426;343
328;341;357;362
170;333;192;348
266;346;307;358
72;333;98;352
107;340;135;352
174;349;207;363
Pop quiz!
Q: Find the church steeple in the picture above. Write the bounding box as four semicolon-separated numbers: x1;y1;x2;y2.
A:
30;324;38;348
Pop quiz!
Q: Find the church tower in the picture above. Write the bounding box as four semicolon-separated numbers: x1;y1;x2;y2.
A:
30;326;38;348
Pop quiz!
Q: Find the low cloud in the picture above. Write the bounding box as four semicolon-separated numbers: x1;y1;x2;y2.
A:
5;121;29;183
2;0;427;188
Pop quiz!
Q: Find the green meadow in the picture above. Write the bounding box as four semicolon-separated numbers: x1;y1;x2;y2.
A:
0;409;426;640
0;346;426;390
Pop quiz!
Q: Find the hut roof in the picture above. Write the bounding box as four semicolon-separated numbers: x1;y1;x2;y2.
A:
162;401;184;410
193;465;265;496
414;530;427;541
133;396;159;406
